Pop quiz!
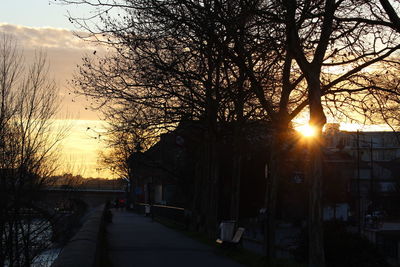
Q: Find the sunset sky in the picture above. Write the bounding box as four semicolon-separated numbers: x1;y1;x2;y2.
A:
0;1;114;178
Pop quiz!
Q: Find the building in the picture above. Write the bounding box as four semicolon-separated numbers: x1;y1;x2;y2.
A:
324;124;400;217
129;121;204;207
325;124;400;264
128;120;271;216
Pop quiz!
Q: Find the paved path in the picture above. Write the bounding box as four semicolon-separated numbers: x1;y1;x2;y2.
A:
107;210;244;267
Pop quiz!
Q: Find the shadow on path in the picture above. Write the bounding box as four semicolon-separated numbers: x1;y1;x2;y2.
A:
107;210;244;267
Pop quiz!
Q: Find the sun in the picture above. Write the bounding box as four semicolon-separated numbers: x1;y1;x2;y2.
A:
296;124;316;137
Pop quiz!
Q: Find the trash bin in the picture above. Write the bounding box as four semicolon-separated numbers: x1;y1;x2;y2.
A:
219;220;235;241
145;204;151;216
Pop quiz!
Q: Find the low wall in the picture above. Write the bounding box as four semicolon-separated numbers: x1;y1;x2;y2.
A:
152;204;185;225
134;203;186;227
51;204;106;267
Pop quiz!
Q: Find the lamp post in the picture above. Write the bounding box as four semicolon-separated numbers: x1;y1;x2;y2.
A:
354;131;377;233
357;130;361;233
369;138;374;213
127;141;143;209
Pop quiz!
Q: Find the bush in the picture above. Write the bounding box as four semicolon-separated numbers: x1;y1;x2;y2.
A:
294;221;389;267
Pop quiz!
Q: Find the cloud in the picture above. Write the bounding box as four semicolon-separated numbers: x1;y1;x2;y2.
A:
0;24;113;178
0;23;101;120
0;23;93;50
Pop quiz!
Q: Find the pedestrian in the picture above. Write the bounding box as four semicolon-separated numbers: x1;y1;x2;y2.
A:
118;198;126;210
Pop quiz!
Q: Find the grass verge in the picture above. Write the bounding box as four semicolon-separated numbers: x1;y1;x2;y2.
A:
153;216;305;267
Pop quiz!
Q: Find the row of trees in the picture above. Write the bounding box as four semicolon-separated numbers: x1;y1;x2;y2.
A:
0;35;67;266
50;173;126;190
59;0;400;266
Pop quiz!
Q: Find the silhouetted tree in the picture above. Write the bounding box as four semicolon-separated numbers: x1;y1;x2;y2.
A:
281;1;399;265
58;1;400;265
62;0;269;234
0;34;67;266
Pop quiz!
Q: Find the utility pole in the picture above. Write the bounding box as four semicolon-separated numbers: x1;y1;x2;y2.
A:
357;130;361;234
370;138;374;212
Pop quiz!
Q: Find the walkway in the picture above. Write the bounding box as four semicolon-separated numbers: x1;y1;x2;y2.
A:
107;210;244;267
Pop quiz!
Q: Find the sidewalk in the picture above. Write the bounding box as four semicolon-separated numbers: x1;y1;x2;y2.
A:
107;210;244;267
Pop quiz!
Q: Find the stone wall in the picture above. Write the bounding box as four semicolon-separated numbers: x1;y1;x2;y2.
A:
51;204;106;267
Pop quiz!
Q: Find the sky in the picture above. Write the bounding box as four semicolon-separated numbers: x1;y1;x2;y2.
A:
1;1;88;30
0;1;115;178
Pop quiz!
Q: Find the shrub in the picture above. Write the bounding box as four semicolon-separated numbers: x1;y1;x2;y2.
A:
294;221;389;267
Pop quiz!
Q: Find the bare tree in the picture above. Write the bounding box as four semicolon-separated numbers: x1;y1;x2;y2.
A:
279;1;400;265
61;0;269;234
216;0;400;263
0;34;67;266
58;0;400;265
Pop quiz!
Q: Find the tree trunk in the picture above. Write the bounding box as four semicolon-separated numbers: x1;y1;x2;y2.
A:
205;129;219;237
307;75;326;267
265;140;279;260
308;130;325;267
264;119;289;260
230;120;243;222
230;154;242;222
